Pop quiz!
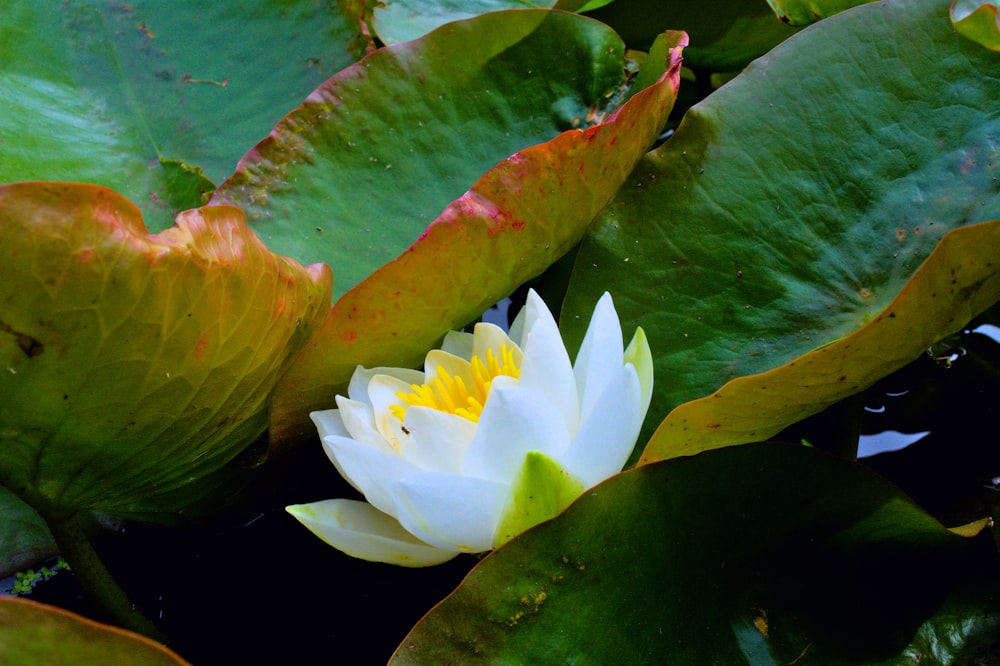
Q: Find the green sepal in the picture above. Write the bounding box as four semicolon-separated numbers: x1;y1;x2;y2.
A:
493;451;586;548
624;326;654;416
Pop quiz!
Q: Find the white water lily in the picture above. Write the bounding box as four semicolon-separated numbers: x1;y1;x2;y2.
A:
287;289;652;567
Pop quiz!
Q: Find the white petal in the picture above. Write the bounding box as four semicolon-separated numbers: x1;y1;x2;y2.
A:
518;289;552;340
507;288;549;347
391;473;509;552
399;406;477;474
517;291;579;435
348;365;424;406
286;499;457;567
347;366;377;404
310;409;349;440
367;373;419;448
317;400;395;497
441;330;474;360
322;435;421;517
333;396;397;456
573;292;625;424
560;365;643;487
463;384;572;483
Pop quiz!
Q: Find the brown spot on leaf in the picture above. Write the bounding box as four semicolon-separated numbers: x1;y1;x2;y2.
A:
0;321;44;357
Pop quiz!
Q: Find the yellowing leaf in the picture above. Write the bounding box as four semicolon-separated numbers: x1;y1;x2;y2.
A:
0;596;189;665
0;183;331;520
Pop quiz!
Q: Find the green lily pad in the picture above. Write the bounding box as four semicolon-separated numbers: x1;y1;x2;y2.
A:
952;0;1000;51
0;183;331;522
213;9;647;302
585;0;801;70
0;0;360;232
392;443;985;664
0;596;188;665
264;28;687;447
560;0;1000;459
644;219;1000;461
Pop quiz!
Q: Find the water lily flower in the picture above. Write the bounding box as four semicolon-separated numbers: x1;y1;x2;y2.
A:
287;289;652;566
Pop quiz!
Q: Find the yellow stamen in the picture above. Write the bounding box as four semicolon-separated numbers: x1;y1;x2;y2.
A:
390;345;521;423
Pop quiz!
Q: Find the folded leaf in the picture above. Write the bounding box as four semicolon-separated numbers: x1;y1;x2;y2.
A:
0;183;331;521
212;9;659;303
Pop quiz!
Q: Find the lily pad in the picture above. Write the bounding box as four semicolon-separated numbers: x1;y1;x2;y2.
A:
644;219;1000;461
0;0;360;232
392;443;985;664
213;9;647;302
560;0;1000;459
0;596;188;665
263;28;687;447
0;182;331;521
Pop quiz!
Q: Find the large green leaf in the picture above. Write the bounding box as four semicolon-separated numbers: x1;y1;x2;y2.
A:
263;27;687;447
0;0;360;233
0;597;188;665
0;183;331;521
392;443;986;664
561;0;1000;459
585;0;801;70
645;220;1000;461
212;9;642;302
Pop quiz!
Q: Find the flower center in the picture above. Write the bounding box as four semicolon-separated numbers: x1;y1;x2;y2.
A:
390;345;520;423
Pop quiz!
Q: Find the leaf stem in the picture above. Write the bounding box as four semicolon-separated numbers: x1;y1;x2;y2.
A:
47;512;168;644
